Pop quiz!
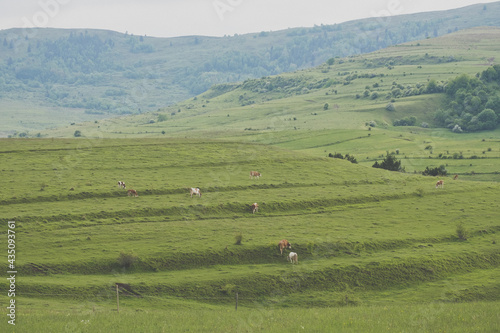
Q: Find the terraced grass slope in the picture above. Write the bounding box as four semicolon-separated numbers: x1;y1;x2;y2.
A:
0;138;499;331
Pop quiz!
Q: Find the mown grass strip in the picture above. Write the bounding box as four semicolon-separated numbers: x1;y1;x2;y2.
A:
1;188;462;228
14;230;500;276
14;251;500;303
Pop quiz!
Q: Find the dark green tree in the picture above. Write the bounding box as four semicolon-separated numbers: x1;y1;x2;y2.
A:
372;152;404;172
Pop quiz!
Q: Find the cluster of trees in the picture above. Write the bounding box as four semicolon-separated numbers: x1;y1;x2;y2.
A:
236;75;332;101
393;116;417;127
328;153;358;164
435;65;500;132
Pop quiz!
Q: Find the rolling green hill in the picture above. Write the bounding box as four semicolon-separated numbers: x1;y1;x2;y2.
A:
2;2;500;136
39;27;500;179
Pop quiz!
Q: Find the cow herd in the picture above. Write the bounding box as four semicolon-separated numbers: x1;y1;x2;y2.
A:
117;171;264;214
279;239;297;264
117;171;456;265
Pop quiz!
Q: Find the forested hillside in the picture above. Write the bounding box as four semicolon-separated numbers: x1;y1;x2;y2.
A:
1;2;500;136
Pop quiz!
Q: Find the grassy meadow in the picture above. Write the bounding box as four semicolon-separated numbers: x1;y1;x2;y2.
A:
1;28;500;332
0;138;499;332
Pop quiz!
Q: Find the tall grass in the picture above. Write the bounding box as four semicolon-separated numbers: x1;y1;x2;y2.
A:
5;301;499;333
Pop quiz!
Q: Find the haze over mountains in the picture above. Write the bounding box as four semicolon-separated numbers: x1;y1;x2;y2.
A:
1;2;500;136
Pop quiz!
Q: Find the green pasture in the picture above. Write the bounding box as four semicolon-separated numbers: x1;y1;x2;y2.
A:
2;300;499;332
0;99;109;138
0;138;499;332
2;28;500;331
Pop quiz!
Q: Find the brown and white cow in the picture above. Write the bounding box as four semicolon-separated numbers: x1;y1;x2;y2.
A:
287;252;298;264
278;239;291;255
251;202;259;214
435;180;444;189
453;174;459;180
190;187;202;198
249;171;261;179
127;189;138;197
117;181;126;189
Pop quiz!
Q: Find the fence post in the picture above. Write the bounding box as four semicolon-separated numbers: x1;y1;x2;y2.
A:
116;284;120;313
235;292;238;311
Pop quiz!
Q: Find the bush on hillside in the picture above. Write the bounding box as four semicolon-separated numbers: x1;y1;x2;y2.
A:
393;116;416;126
118;250;139;268
386;102;395;112
422;165;447;176
372;152;405;172
234;233;243;245
456;223;469;241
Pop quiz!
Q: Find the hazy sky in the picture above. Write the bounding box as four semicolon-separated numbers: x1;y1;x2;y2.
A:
0;0;498;38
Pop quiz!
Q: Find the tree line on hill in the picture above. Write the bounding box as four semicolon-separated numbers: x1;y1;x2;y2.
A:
1;2;499;118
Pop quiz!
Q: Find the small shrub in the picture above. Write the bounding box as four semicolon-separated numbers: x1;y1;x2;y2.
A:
456;223;469;241
307;242;315;254
338;292;361;307
221;284;236;295
234;233;243;245
118;250;138;268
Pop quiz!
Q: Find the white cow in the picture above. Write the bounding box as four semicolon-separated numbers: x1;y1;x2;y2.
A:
190;187;202;198
117;181;126;189
287;252;298;264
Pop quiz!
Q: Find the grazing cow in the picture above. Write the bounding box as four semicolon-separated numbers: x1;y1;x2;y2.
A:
287;252;298;264
127;189;138;197
117;181;126;189
190;187;202;198
251;202;259;214
278;239;292;255
435;180;444;189
453;174;459;180
249;171;261;179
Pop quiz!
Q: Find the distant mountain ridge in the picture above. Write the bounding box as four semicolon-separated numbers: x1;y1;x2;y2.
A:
1;2;500;135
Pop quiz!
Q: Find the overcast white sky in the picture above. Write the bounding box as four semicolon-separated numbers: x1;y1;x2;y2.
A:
0;0;498;38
